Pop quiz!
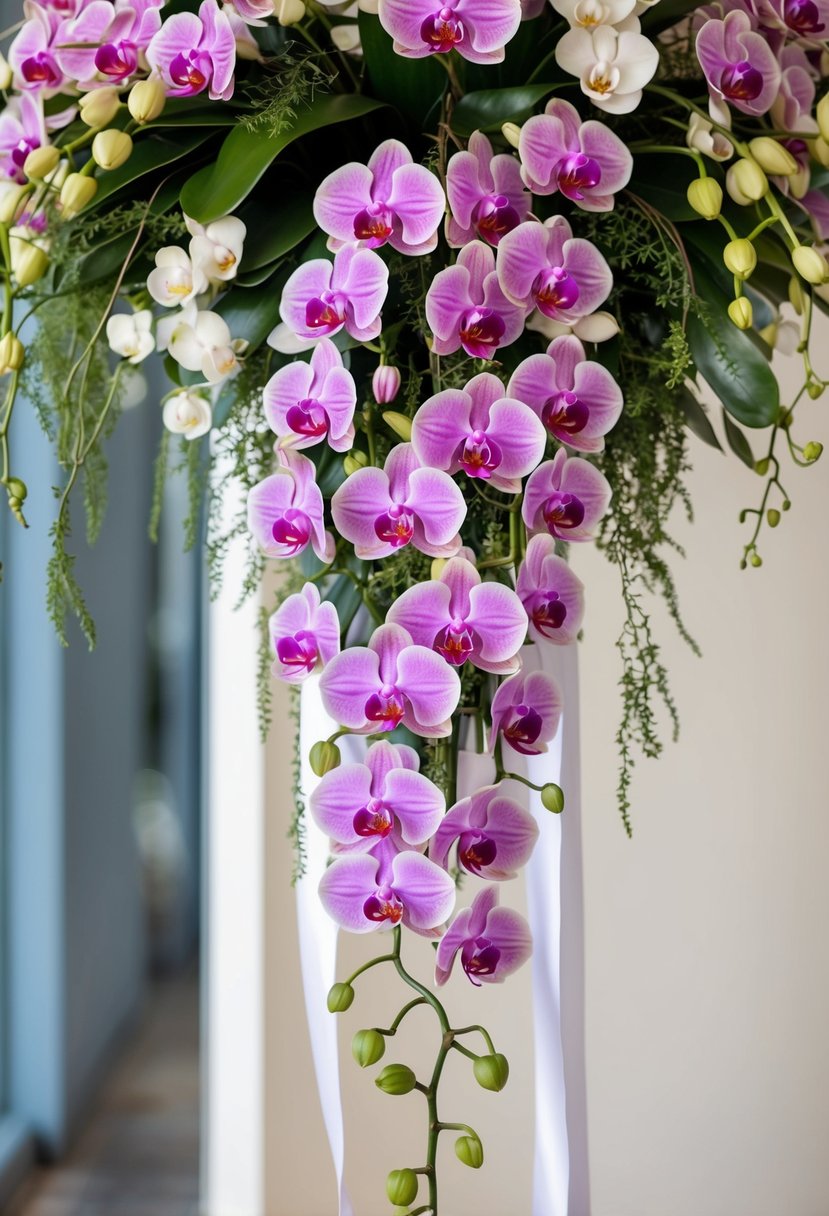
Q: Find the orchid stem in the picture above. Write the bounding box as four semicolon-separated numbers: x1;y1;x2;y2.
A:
453;1024;497;1054
381;997;427;1036
344;952;396;987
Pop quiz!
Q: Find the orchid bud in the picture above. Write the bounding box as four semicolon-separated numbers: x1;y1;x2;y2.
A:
310;739;340;777
748;137;797;177
430;558;447;579
473;1053;509;1092
541;783;565;814
788;274;806;315
372;363;401;404
352;1029;385;1068
686;177;722;220
792;244;829;285
128;78;166;123
501;122;522;149
728;297;753;330
812;135;829;168
0;53;12;91
12;244;48;287
276;0;305;23
750;553;762;568
375;1064;417;1095
803;440;823;462
6;477;26;501
818;94;829;143
767;508;780;528
755;458;769;476
92;129;133;172
343;451;368;476
0;184;29;225
327;982;354;1013
382;411;412;442
726;158;768;205
455;1135;484;1169
0;334;24;374
723;239;756;280
807;380;824;399
79;86;120;128
23;145;59;181
386;1169;418;1206
60;173;98;218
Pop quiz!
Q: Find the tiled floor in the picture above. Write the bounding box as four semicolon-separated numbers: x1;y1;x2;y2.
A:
9;972;200;1216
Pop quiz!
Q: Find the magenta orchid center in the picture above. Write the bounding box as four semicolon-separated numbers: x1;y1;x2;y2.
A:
530;592;567;637
420;6;465;52
305;290;347;332
95;41;139;78
363;888;404;924
461;936;501;985
353;202;394;247
10;136;40;173
21;54;59;86
556;153;602;199
458;831;498;873
271;507;312;554
365;684;406;731
719;60;763;102
374;504;415;548
542;491;585;533
783;0;824;32
286;398;329;439
170;50;210;91
533;267;580;317
472;196;521;245
353;798;394;838
459;429;502;478
503;704;543;750
542;391;589;436
434;619;477;666
458;309;505;359
275;629;319;674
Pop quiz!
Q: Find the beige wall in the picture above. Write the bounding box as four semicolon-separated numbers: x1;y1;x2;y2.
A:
265;345;829;1215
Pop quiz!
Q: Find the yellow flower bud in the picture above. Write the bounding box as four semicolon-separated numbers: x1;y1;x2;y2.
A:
343;453;367;476
23;145;60;181
92;129;133;171
501;122;522;149
803;440;823;462
686;176;723;220
723;238;757;280
817;93;829;143
60;172;98;218
276;0;305;23
807;380;824;399
726;158;768;205
728;297;753;330
0;333;24;373
12;243;49;287
0;184;30;225
78;86;121;128
6;477;26;501
128;78;167;123
430;558;448;579
747;137;797;176
792;243;829;284
382;410;413;442
811;135;829;168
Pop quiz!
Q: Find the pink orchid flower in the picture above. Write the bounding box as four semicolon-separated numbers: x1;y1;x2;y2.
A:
497;215;612;323
319;622;461;737
518;98;632;211
387;555;528;675
264;337;356;453
516;534;585;646
446;130;530;248
522;448;611;542
55;0;162;86
319;844;456;935
280;245;389;344
378;0;522;64
331;443;465;561
411;370;546;492
268;582;340;683
247;448;336;563
0;94;46;183
310;739;445;852
146;0;236;100
436;886;532;985
431;783;539;880
426;241;526;360
695;10;781;118
508;335;623;453
489;668;562;756
313;139;445;256
10;6;64;92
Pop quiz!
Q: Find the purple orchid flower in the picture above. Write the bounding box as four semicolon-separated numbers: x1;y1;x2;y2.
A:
387;555;528;675
798;188;829;241
313;139;445;256
280;245;389;345
319;844;456;935
10;7;64;92
497;215;613;324
435;886;532;986
411;371;546;492
0;95;46;184
55;0;162;86
446;130;530;248
489;668;562;756
431;783;539;880
695;11;781;117
771;46;817;136
319;622;461;737
508;335;623;453
765;0;828;37
426;241;526;360
247;448;336;563
264;337;356;453
522;448;611;542
378;0;522;65
310;739;445;852
516;534;585;646
146;0;235;100
518;98;632;212
331;443;466;561
268;582;340;683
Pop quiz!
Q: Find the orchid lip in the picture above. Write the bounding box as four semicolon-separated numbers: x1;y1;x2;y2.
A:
472;195;521;245
503;704;543;752
365;688;406;731
461;937;501;985
305;291;346;332
353;799;394;838
531;592;568;637
458;832;498;873
459;430;503;478
434;620;477;666
542;391;589;436
719;60;763;103
421;6;465;52
363;891;404;924
21;54;59;85
286;397;329;438
95;40;138;78
271;507;312;554
458;308;505;359
783;0;824;31
533;267;580;317
374;505;415;548
542;491;585;534
276;629;319;673
555;153;602;200
353;203;394;247
170;50;209;91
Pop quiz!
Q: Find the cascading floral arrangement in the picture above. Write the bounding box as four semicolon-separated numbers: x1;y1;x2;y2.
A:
1;0;828;1207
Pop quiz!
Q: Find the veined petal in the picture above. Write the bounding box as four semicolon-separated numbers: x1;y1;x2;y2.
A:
387;162;445;247
406;467;467;544
465;581;528;663
310;763;374;844
396;644;461;726
319;646;381;728
318;853;381;932
331;466;393;549
386;581;453;649
391;851;456;932
383;768;446;844
485;397;547;478
411;389;473;471
313;161;375;243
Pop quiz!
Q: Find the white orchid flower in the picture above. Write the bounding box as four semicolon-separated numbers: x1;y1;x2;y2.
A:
162;390;213;440
147;246;208;307
168;308;247;384
527;309;620;342
555;24;659;114
106;309;155;364
552;0;636;30
266;321;317;354
686;112;734;162
185;214;247;284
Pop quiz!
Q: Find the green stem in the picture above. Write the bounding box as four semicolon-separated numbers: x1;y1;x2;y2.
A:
344;952;396;987
381;997;427;1036
452;1024;497;1054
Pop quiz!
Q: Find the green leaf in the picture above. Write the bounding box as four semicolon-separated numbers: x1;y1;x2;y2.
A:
722;409;755;468
214;267;289;351
631;153;699;221
179;94;385;224
451;85;557;137
358;11;444;127
238;191;316;272
679;386;722;452
92;129;214;205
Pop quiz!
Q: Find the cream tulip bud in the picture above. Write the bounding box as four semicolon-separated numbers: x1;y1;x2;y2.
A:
723;238;757;280
276;0;305;22
686;177;723;220
92;129;133;171
0;333;24;374
747;137;798;176
13;243;49;287
812;135;829;168
792;244;829;284
728;297;753;330
817;93;829;143
128;77;166;123
79;87;121;128
23;145;60;181
501;122;522;149
60;172;98;218
0;184;30;225
382;411;412;442
726;158;768;205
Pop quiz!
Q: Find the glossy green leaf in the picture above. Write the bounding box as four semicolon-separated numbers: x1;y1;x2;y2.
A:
214;267;288;351
679;387;722;452
179;94;385;224
358;11;444;126
451;84;556;137
92;129;214;205
237;191;316;272
722;409;755;468
632;152;700;221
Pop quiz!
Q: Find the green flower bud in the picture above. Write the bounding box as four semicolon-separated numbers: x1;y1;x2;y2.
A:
5;477;26;501
803;440;823;462
767;508;781;528
501;122;522;149
0;333;24;374
455;1135;484;1169
686;177;723;220
60;172;98;219
782;498;792;510
7;495;21;511
12;243;49;288
726;158;768;205
541;783;565;814
473;1053;509;1092
788;274;806;314
92;129;133;171
807;380;824;399
723;238;757;280
755;457;770;476
327;982;354;1013
375;1064;417;1095
386;1168;419;1206
78;86;120;128
792;244;829;285
812;134;829;168
352;1028;386;1068
343;450;368;476
23;145;59;181
0;183;29;225
310;739;341;777
128;77;166;123
750;553;763;568
728;297;753;330
748;136;798;176
382;411;413;442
